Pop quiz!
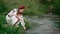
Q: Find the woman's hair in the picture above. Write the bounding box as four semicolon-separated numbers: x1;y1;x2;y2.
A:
18;6;25;9
17;6;25;15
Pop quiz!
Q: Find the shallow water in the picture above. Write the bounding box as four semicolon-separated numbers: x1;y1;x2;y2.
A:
24;14;60;34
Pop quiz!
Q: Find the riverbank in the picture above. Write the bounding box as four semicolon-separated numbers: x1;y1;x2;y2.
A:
0;15;32;34
0;14;60;34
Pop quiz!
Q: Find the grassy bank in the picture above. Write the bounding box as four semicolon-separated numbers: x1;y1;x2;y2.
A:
0;15;32;34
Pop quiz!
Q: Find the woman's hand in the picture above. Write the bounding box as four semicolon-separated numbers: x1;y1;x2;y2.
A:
15;15;20;20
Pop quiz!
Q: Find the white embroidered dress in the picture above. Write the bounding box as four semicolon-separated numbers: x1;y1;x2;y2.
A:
6;9;25;27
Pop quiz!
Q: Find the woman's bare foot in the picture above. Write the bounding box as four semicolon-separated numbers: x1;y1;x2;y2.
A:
23;26;26;30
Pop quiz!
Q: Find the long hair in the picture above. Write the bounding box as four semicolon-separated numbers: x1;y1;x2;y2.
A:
17;6;25;15
17;9;20;15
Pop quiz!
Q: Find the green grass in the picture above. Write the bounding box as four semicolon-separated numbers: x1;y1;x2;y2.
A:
0;15;32;34
0;0;47;16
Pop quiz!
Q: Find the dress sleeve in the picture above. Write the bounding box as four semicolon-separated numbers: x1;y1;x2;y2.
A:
8;9;17;17
19;15;25;26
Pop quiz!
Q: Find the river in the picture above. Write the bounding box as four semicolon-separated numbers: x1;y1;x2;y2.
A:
24;14;60;34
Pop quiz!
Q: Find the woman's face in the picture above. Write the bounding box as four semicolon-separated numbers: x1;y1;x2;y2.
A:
18;9;24;14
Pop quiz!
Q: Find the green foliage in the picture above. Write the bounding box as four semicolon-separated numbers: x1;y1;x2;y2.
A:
38;0;60;16
53;0;60;15
0;0;60;16
0;15;32;34
0;0;46;15
24;19;32;29
0;25;24;34
0;0;8;13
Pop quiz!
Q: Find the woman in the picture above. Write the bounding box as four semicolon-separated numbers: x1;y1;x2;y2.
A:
6;6;26;30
